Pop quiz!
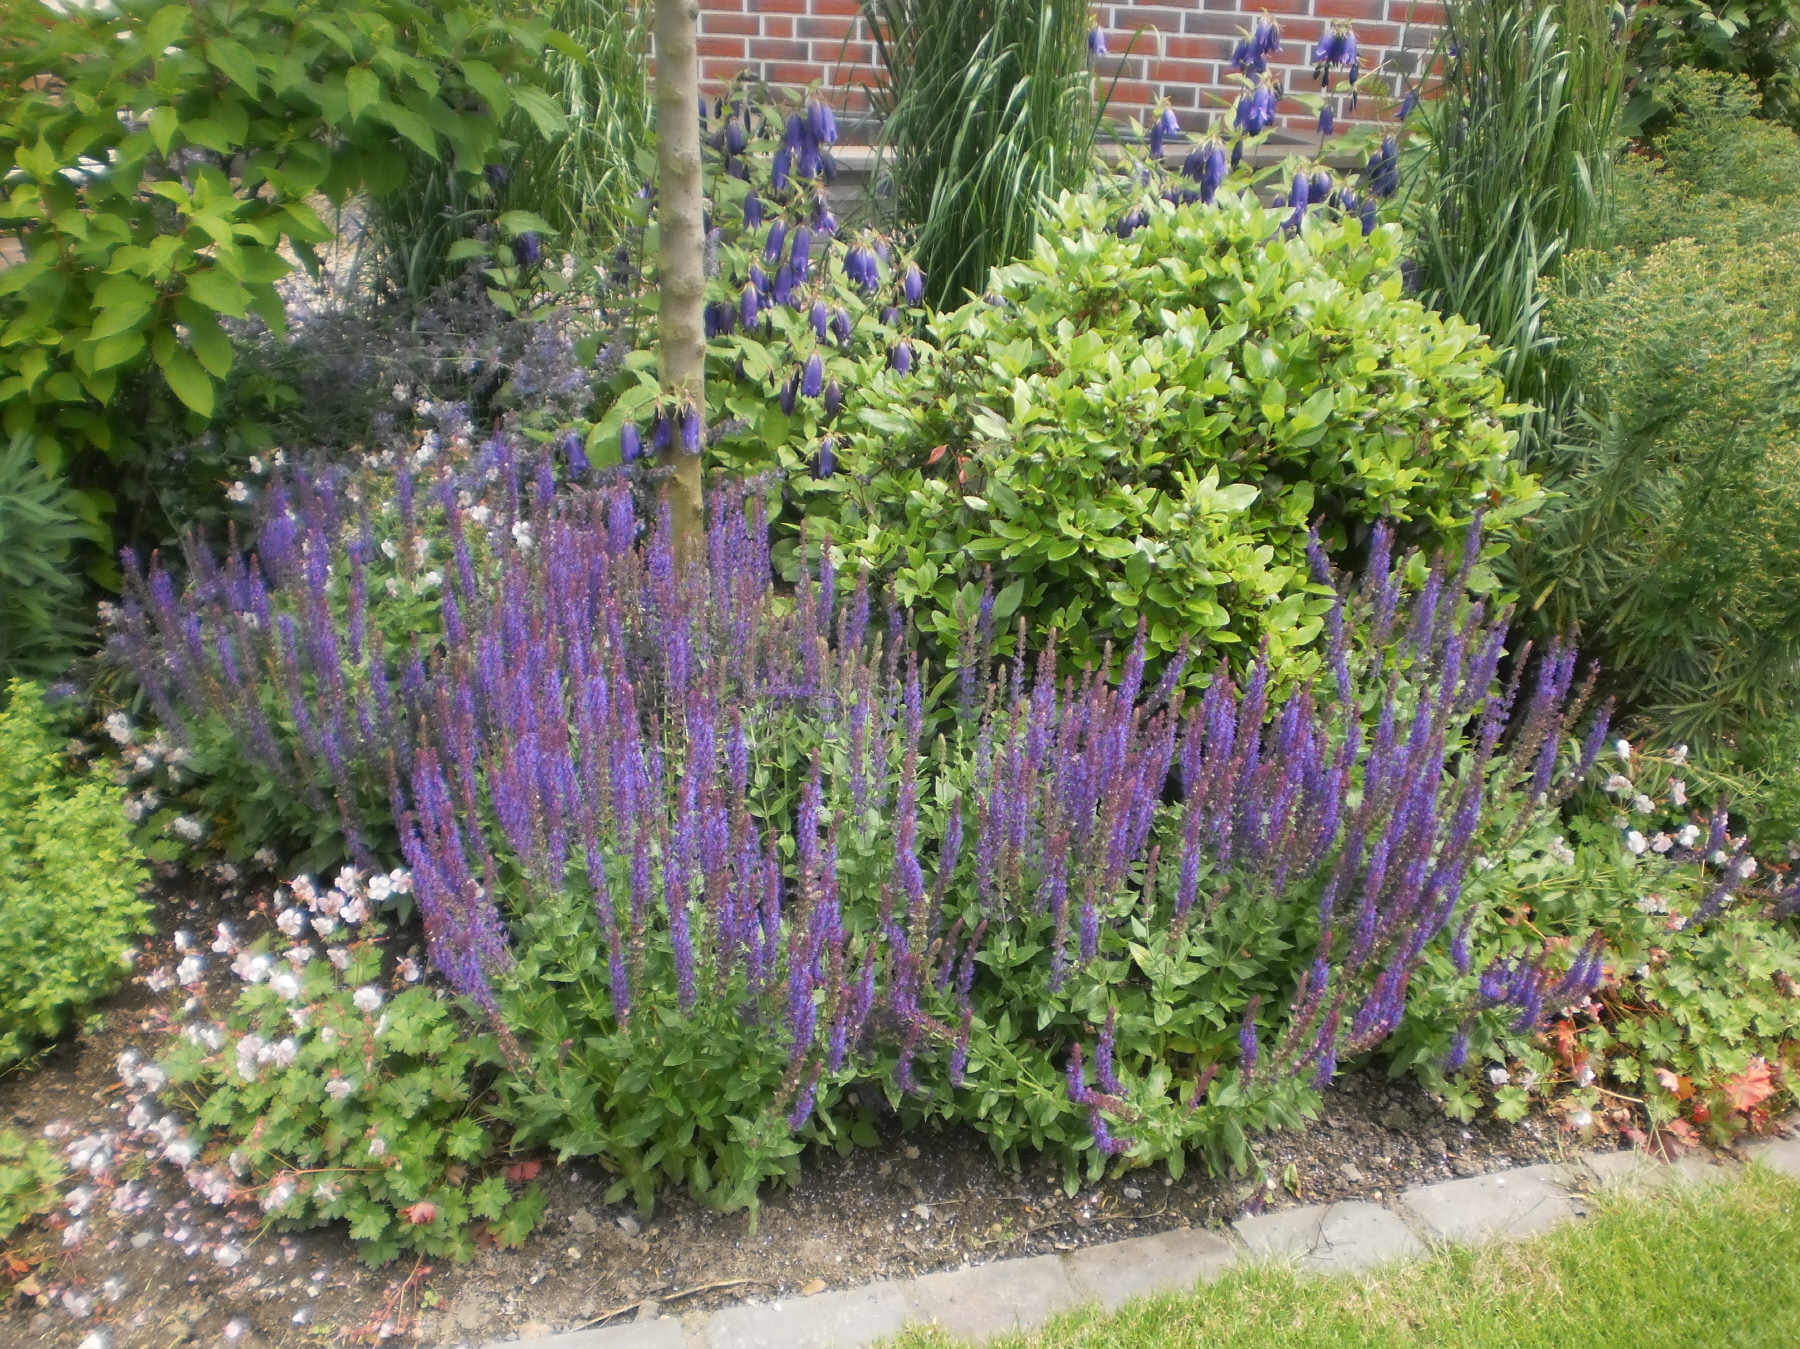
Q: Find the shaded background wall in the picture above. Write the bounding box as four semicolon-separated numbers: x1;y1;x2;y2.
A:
694;0;1443;135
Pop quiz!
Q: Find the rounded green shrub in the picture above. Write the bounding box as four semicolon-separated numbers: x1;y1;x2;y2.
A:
0;681;149;1065
781;189;1539;683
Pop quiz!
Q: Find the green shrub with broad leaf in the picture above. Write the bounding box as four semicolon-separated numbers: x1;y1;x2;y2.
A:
778;188;1540;685
1626;0;1800;133
0;0;567;566
0;680;149;1067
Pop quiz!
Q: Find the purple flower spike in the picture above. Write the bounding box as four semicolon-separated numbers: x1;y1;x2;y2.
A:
1238;994;1262;1081
1096;1009;1121;1094
1446;1025;1471;1072
560;431;588;478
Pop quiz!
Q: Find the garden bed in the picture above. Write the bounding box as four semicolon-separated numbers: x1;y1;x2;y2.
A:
2;872;1585;1349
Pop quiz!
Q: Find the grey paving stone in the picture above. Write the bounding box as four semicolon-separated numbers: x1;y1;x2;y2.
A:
1744;1136;1800;1179
903;1253;1081;1341
1065;1226;1240;1310
1584;1148;1736;1191
703;1282;907;1349
484;1316;691;1349
1401;1163;1583;1244
1233;1201;1423;1273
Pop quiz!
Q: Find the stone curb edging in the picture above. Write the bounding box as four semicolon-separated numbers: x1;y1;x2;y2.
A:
479;1137;1800;1349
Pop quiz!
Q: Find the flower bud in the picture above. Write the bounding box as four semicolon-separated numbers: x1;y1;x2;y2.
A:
903;261;924;305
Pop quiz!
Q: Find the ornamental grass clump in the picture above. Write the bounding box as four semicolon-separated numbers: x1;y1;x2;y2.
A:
117;451;1616;1217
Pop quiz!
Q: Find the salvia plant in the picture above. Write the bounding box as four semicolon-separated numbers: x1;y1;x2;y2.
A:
115;443;1623;1215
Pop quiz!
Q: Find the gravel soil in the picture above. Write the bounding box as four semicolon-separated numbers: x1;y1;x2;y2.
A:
0;873;1603;1349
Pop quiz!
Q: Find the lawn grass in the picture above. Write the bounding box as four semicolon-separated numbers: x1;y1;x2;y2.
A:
890;1164;1800;1349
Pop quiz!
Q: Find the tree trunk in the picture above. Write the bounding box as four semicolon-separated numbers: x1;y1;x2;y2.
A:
652;0;706;559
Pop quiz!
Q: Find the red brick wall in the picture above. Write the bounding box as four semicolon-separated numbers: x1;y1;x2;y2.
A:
695;0;1440;135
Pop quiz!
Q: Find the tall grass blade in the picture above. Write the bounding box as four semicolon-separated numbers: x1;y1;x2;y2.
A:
1404;0;1624;455
863;0;1102;308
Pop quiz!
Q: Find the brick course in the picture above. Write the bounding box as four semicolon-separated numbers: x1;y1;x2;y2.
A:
689;0;1436;134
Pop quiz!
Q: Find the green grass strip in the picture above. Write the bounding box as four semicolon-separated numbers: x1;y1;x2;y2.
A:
891;1164;1800;1349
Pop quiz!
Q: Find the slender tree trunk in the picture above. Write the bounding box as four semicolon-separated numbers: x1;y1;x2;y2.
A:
653;0;706;559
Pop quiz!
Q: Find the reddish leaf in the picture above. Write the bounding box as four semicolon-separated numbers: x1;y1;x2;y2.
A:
1654;1067;1695;1100
401;1202;437;1226
1663;1118;1701;1151
925;444;949;465
1723;1058;1776;1114
503;1159;541;1183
